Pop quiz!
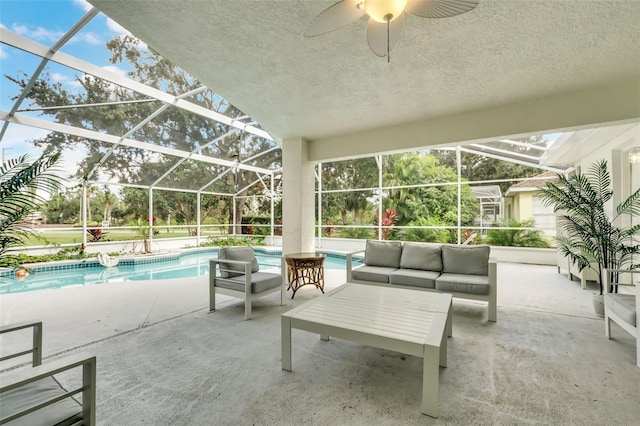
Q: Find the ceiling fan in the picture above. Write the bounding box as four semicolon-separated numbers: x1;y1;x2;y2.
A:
304;0;479;62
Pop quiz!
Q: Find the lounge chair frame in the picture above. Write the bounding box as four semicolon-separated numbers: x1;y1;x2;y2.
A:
209;256;285;320
0;320;97;425
602;268;639;368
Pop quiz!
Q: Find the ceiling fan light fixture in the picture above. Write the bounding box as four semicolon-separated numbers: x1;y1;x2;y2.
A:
305;0;479;60
364;0;408;23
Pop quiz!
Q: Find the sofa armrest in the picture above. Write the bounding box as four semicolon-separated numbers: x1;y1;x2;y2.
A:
346;249;366;282
488;257;498;322
0;352;97;425
0;320;43;367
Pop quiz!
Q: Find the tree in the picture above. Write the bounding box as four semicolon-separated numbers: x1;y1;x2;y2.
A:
119;186;227;234
431;136;548;194
5;35;280;232
321;157;378;225
97;186;118;224
383;154;479;238
0;153;63;259
318;153;479;242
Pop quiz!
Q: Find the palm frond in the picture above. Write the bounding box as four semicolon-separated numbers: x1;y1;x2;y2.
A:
586;159;613;203
0;152;63;258
616;186;640;217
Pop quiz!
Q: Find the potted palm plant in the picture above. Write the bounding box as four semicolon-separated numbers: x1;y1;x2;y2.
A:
538;159;640;315
0;152;63;268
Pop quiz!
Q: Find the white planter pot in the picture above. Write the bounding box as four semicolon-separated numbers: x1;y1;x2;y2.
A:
592;293;604;317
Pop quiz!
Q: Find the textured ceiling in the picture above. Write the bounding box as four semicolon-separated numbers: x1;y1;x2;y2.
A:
88;0;640;142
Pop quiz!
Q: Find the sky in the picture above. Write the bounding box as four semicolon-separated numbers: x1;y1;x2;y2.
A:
0;0;130;175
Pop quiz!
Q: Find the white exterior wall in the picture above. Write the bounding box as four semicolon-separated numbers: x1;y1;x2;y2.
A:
281;137;316;255
567;124;640;284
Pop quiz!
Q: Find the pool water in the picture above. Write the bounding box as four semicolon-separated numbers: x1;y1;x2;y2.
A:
0;249;355;294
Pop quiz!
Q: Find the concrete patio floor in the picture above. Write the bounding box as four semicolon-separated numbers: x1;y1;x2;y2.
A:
1;262;639;424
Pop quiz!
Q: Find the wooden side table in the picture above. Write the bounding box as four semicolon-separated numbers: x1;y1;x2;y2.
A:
285;252;326;299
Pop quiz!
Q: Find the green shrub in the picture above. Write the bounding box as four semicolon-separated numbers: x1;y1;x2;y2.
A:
485;219;551;248
198;235;265;247
338;226;375;240
399;217;451;243
0;244;88;268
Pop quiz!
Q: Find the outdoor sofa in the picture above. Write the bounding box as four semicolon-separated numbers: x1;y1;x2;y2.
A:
346;240;497;321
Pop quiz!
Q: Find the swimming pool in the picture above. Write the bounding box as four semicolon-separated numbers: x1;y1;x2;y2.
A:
0;249;357;294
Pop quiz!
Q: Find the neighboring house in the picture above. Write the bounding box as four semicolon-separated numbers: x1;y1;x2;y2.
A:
504;172;559;235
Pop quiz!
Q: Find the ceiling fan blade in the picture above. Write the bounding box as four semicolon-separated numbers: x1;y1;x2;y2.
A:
366;14;405;58
304;0;366;37
405;0;479;18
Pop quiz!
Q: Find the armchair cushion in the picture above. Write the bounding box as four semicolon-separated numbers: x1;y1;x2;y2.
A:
442;245;490;276
218;247;259;278
214;271;282;293
364;240;402;268
1;378;82;426
400;243;442;272
604;293;636;326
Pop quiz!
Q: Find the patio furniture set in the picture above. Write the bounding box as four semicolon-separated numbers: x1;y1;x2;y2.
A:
207;242;496;417
2;244;637;423
205;242;638;417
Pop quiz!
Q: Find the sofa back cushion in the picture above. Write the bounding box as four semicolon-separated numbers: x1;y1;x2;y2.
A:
364;240;402;268
218;246;259;278
400;243;443;272
442;245;490;276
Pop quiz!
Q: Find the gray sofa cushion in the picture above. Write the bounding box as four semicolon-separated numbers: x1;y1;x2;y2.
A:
352;265;397;283
442;245;490;276
364;240;402;268
389;269;439;289
435;273;490;295
605;293;636;326
400;243;442;272
0;377;82;426
218;247;259;278
215;271;281;293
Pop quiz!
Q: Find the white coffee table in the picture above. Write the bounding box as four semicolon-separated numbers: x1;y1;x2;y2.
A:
281;283;452;418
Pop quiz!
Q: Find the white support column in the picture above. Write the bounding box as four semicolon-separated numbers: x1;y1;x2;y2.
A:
270;173;275;241
376;155;383;240
232;196;237;236
81;180;87;247
317;163;322;248
148;188;154;246
282;137;315;254
456;147;462;244
196;191;201;245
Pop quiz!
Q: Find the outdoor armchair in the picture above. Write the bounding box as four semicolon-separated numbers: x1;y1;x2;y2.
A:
602;269;639;368
0;320;97;425
209;247;285;320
